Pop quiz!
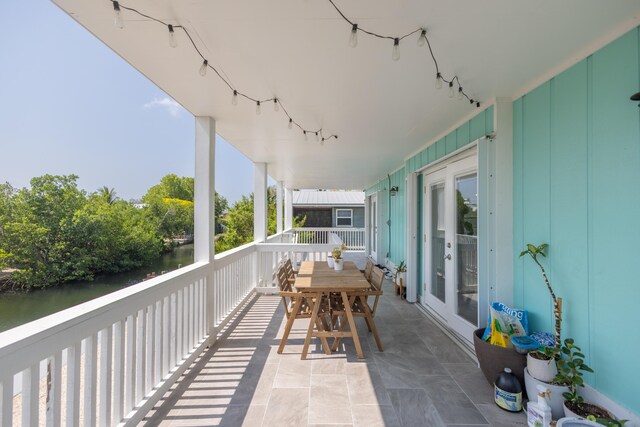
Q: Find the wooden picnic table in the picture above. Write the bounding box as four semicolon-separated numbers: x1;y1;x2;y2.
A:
278;261;376;359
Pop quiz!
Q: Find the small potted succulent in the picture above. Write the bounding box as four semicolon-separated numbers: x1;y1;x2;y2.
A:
332;244;346;271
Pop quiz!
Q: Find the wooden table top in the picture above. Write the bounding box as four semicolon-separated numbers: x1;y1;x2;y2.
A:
297;261;362;277
294;262;370;292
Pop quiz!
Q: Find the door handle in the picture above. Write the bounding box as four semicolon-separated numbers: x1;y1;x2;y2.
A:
444;254;452;260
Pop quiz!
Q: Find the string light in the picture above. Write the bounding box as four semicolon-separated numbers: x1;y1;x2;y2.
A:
168;24;177;48
417;29;426;47
106;0;338;145
304;131;308;141
315;132;319;142
392;38;400;61
327;0;480;108
448;82;454;98
349;24;358;48
199;60;208;76
112;1;123;29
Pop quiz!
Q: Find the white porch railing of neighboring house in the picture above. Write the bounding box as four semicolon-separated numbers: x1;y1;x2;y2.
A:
0;232;338;426
290;227;365;250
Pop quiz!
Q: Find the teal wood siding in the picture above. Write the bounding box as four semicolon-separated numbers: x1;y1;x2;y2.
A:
367;106;495;267
513;28;640;415
404;106;495;175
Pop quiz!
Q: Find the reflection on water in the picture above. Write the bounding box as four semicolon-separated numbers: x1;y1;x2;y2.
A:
0;244;194;333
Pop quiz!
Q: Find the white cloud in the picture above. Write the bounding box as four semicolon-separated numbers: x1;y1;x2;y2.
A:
144;97;184;117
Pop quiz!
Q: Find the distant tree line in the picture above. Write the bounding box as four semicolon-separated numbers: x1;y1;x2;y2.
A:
0;174;302;291
0;174;227;291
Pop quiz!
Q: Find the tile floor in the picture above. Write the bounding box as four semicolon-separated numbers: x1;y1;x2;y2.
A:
140;271;527;427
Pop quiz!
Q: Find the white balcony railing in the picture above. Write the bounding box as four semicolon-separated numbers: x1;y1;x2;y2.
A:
290;227;365;250
0;231;347;426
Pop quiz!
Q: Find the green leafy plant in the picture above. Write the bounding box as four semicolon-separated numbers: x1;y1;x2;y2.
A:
554;338;593;407
331;244;346;260
587;415;628;426
396;261;406;273
520;243;562;352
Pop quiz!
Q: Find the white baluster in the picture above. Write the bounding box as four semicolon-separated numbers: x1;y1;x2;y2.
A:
22;363;39;427
83;333;98;426
125;315;135;415
136;309;145;402
1;375;14;427
112;322;124;424
98;328;112;427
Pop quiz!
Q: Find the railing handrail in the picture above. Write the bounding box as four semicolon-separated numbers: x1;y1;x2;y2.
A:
255;243;335;252
0;261;209;373
291;227;365;231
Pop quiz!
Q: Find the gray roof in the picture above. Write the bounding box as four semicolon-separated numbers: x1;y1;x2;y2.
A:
293;190;365;207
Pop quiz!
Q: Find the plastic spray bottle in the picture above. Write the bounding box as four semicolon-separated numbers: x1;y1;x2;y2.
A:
527;385;552;427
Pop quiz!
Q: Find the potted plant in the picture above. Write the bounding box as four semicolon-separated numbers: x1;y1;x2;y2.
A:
395;261;406;284
520;243;563;377
556;338;613;420
520;243;570;418
332;244;346;271
327;255;335;268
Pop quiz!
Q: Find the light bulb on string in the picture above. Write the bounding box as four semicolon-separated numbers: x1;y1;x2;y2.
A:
435;72;442;90
349;24;358;48
448;82;454;98
303;131;308;141
469;99;474;105
199;60;208;76
256;101;261;115
476;102;480;108
458;86;463;100
288;118;293;130
315;132;319;142
392;38;400;61
113;1;124;29
168;25;177;48
231;90;238;106
273;99;279;112
321;138;325;146
417;29;426;47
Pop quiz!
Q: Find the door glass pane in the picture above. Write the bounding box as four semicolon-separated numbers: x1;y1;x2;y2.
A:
431;184;445;302
455;174;478;325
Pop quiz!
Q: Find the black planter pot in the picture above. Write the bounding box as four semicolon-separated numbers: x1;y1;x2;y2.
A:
473;328;527;397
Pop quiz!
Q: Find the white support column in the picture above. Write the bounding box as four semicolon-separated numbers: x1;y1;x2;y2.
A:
364;194;370;257
276;181;284;235
194;116;215;340
254;163;268;242
194;117;215;263
284;187;293;231
405;173;418;303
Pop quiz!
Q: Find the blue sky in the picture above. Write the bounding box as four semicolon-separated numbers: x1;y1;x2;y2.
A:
0;0;260;204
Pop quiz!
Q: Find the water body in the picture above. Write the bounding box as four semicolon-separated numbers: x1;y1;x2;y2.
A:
0;244;194;333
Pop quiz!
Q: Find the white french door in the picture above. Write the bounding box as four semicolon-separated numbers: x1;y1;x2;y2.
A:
369;194;378;261
422;150;479;341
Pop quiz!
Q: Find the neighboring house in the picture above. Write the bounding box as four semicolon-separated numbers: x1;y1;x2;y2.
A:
293;190;364;228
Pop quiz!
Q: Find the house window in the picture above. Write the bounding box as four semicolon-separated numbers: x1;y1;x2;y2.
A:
336;209;353;227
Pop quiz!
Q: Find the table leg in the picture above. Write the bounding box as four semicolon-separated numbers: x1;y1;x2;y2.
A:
301;292;322;360
278;296;302;354
341;291;364;359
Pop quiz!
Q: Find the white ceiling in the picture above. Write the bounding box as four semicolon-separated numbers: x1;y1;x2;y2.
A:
52;0;640;189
